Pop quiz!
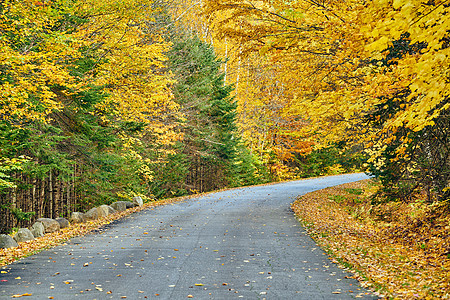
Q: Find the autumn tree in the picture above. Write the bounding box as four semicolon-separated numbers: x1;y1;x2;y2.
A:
0;0;181;233
201;0;449;199
361;0;450;201
0;0;268;233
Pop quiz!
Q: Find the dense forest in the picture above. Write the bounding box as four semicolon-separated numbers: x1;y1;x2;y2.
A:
0;0;270;233
1;0;448;233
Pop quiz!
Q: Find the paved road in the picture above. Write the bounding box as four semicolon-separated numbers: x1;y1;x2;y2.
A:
1;173;378;299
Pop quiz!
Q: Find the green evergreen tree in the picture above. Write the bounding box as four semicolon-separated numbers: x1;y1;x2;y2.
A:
166;34;265;193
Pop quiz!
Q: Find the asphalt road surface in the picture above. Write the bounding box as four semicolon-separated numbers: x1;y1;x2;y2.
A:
1;173;378;299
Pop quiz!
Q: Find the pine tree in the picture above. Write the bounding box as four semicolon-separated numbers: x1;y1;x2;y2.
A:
167;34;246;192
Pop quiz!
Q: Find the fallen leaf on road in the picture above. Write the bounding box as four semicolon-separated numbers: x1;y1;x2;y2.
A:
0;199;181;267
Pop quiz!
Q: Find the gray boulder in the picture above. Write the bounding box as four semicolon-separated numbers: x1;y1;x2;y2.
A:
110;201;134;212
30;222;45;238
85;207;98;220
13;228;35;243
97;205;116;217
36;218;60;233
55;217;69;229
0;234;18;248
85;205;116;220
132;196;143;207
69;212;85;224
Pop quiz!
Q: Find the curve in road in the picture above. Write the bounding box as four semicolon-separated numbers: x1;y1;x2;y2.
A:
0;173;378;299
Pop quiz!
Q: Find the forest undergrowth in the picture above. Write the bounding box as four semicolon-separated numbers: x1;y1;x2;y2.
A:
292;180;450;299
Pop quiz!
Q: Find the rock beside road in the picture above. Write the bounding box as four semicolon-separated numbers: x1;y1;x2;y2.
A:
70;212;86;224
56;218;70;229
13;228;35;243
85;205;116;220
111;201;134;212
0;234;18;249
97;205;116;217
30;222;45;238
36;218;61;233
133;196;143;207
85;207;99;220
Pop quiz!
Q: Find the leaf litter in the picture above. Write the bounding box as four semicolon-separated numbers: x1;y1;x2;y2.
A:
291;179;450;299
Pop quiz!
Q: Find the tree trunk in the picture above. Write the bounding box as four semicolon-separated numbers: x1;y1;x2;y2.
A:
49;172;53;218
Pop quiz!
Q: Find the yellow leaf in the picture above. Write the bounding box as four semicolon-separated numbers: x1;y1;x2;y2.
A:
392;0;406;9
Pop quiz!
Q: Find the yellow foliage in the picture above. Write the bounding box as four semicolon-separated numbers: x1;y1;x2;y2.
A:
0;0;80;123
198;0;448;170
1;0;182;168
